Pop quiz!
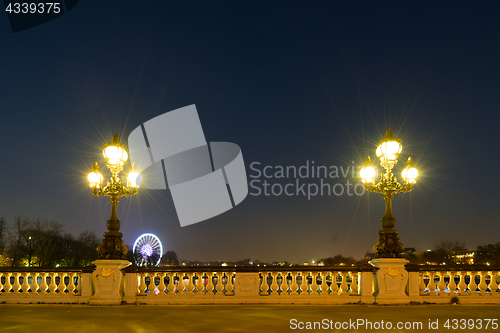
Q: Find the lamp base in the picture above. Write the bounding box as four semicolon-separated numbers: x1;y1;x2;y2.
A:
369;258;409;304
89;259;131;305
372;220;404;258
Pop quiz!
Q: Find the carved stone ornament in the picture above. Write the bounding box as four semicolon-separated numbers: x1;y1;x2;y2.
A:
386;267;399;277
101;268;114;277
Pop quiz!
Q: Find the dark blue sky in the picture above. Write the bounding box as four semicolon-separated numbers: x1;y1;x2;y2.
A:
1;1;498;263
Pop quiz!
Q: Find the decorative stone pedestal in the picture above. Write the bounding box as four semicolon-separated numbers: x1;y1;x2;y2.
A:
89;259;131;305
234;272;260;297
370;258;409;304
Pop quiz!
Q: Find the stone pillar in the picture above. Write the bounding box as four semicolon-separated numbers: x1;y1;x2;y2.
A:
234;272;260;297
406;265;422;303
89;259;131;305
359;264;376;304
80;269;94;303
370;258;409;304
123;268;139;304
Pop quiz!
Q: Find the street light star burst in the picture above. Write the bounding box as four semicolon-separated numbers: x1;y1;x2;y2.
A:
360;128;419;258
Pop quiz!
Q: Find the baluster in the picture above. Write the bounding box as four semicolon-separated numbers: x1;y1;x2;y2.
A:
4;273;13;293
300;272;309;295
488;271;499;295
178;274;186;295
48;273;58;294
40;273;49;294
11;273;21;294
260;272;269;296
478;271;488;295
157;273;166;295
75;272;82;295
206;272;214;295
148;273;157;295
448;271;457;295
330;273;339;295
448;272;457;294
184;272;194;296
57;273;66;294
280;272;290;295
427;273;437;295
270;272;279;296
418;273;427;294
0;273;5;293
279;273;288;295
30;272;39;294
350;272;359;295
166;273;176;295
457;271;467;294
195;273;204;295
21;272;30;293
340;272;349;295
320;272;329;296
290;272;299;295
138;273;147;295
67;272;76;294
225;272;234;296
215;272;224;296
437;272;447;295
310;272;319;296
469;272;478;293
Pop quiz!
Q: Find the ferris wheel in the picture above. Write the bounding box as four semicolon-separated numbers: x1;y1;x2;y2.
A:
133;233;163;266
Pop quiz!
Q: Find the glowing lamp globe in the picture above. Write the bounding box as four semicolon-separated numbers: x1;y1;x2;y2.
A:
103;134;128;167
376;141;402;163
360;166;376;184
402;157;418;184
87;162;103;188
127;171;141;188
376;129;402;164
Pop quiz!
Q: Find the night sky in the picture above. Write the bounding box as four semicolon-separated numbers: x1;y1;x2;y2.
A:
1;1;498;264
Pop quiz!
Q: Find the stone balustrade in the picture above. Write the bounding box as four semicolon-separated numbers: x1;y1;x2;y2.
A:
1;264;499;305
0;267;94;303
122;266;362;304
406;265;500;304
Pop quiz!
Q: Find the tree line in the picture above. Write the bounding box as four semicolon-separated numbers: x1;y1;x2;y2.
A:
0;217;99;267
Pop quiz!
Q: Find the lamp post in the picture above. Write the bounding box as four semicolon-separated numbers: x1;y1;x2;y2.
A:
360;129;418;258
87;133;141;260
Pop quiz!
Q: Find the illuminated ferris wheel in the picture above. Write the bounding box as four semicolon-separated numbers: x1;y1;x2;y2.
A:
133;233;163;266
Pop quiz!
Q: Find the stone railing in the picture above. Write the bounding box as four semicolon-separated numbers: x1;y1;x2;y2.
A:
406;265;500;304
1;262;499;305
122;266;364;304
0;267;94;304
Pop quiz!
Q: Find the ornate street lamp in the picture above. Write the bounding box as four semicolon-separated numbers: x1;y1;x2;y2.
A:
360;129;418;258
87;133;141;260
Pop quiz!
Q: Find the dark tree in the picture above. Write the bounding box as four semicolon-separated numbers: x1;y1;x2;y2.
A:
474;244;500;265
0;216;5;254
5;217;29;266
30;218;63;266
134;251;160;267
160;251;179;266
2;217;99;267
421;240;469;265
235;258;252;266
320;254;358;266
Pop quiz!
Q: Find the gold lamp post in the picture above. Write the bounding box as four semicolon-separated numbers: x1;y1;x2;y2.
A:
360;129;418;258
87;133;141;260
